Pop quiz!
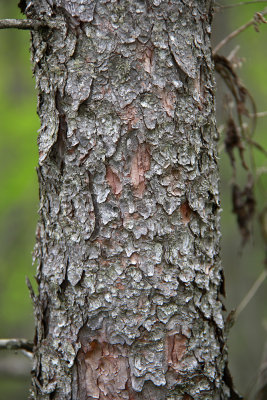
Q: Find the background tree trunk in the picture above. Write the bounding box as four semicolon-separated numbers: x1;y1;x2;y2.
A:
25;0;234;398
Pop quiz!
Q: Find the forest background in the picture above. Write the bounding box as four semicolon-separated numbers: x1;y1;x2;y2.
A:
0;1;266;399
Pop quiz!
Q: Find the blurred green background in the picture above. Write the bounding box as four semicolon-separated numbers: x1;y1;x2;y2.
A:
0;2;38;398
0;1;266;399
213;2;267;398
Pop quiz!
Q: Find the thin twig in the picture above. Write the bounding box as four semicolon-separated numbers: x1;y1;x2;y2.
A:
0;18;58;30
213;8;267;54
0;338;33;353
227;45;241;61
235;269;267;318
249;111;267;117
0;18;44;30
216;0;267;9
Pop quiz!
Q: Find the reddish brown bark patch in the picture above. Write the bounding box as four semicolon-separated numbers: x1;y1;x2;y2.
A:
77;339;131;399
183;395;194;400
159;89;176;117
167;334;188;372
106;166;122;195
115;278;125;291
130;143;150;197
120;105;140;131
180;202;192;225
138;46;154;74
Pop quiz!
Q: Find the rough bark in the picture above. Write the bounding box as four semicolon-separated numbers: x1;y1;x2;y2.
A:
25;0;233;399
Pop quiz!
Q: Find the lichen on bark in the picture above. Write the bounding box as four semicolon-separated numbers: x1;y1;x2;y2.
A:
26;0;235;399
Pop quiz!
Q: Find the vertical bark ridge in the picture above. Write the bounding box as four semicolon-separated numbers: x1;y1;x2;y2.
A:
28;0;232;399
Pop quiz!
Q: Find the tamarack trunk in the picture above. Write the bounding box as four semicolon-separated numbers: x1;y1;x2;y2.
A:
25;0;236;398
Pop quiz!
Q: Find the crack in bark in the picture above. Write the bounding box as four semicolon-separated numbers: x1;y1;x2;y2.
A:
168;40;190;83
50;91;68;173
87;171;100;241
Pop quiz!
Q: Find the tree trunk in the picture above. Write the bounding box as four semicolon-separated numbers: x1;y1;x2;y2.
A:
25;0;234;399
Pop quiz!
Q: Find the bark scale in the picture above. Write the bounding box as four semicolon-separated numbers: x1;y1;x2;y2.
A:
25;0;233;398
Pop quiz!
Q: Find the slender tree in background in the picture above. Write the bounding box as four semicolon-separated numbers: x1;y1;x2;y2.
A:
3;0;240;399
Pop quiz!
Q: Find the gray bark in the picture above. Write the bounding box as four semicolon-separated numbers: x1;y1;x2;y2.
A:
25;0;235;399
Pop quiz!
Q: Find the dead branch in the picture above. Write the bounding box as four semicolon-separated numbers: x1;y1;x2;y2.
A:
0;338;33;353
213;8;267;54
0;18;43;30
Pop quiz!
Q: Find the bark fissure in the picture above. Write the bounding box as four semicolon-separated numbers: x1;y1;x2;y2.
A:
26;0;238;399
87;171;101;242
